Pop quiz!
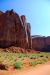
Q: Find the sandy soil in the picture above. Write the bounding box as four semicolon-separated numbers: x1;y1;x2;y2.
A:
0;63;50;75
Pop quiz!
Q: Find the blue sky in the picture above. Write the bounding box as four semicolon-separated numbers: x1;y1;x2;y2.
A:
0;0;50;36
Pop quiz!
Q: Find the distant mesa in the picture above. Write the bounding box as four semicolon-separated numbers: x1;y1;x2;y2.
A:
0;9;50;52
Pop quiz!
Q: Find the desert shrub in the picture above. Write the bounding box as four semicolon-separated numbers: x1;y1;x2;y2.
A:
18;54;24;58
40;55;44;57
30;56;36;59
0;64;8;70
14;61;23;69
42;58;48;62
29;61;38;66
46;56;48;58
18;55;22;58
29;60;44;66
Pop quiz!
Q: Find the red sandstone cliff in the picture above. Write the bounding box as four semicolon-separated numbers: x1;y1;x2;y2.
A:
32;36;50;52
0;9;31;49
0;9;50;52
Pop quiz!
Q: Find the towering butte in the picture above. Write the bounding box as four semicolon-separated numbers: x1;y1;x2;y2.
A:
0;9;31;49
0;9;50;52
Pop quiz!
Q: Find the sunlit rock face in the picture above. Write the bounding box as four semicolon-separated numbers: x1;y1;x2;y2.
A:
20;15;31;49
27;23;32;49
0;9;31;49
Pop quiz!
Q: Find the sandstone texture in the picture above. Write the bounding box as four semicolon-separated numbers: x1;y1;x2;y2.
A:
32;36;50;52
0;9;31;49
0;9;50;52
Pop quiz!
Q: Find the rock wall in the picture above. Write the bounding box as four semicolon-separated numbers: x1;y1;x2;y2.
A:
0;11;3;15
0;9;50;52
32;36;50;52
20;15;32;49
27;23;32;49
0;9;31;49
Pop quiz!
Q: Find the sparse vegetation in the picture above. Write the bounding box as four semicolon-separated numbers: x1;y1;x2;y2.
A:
14;61;23;69
0;52;50;69
30;61;38;66
29;58;48;66
0;64;8;70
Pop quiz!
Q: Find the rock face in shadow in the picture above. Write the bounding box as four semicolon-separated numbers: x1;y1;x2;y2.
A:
0;9;31;49
32;36;50;52
0;11;3;15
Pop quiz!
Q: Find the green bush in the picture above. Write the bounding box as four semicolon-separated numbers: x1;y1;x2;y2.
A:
29;61;38;66
14;61;23;69
29;60;43;66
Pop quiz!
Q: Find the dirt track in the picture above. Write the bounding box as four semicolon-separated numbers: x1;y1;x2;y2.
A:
0;63;50;75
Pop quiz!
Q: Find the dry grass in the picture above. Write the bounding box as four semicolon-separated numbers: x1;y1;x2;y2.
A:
0;52;50;70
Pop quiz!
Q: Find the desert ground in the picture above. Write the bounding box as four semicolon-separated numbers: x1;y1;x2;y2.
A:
0;52;50;75
0;62;50;75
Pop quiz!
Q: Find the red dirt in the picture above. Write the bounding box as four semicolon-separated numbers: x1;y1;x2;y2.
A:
0;63;50;75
